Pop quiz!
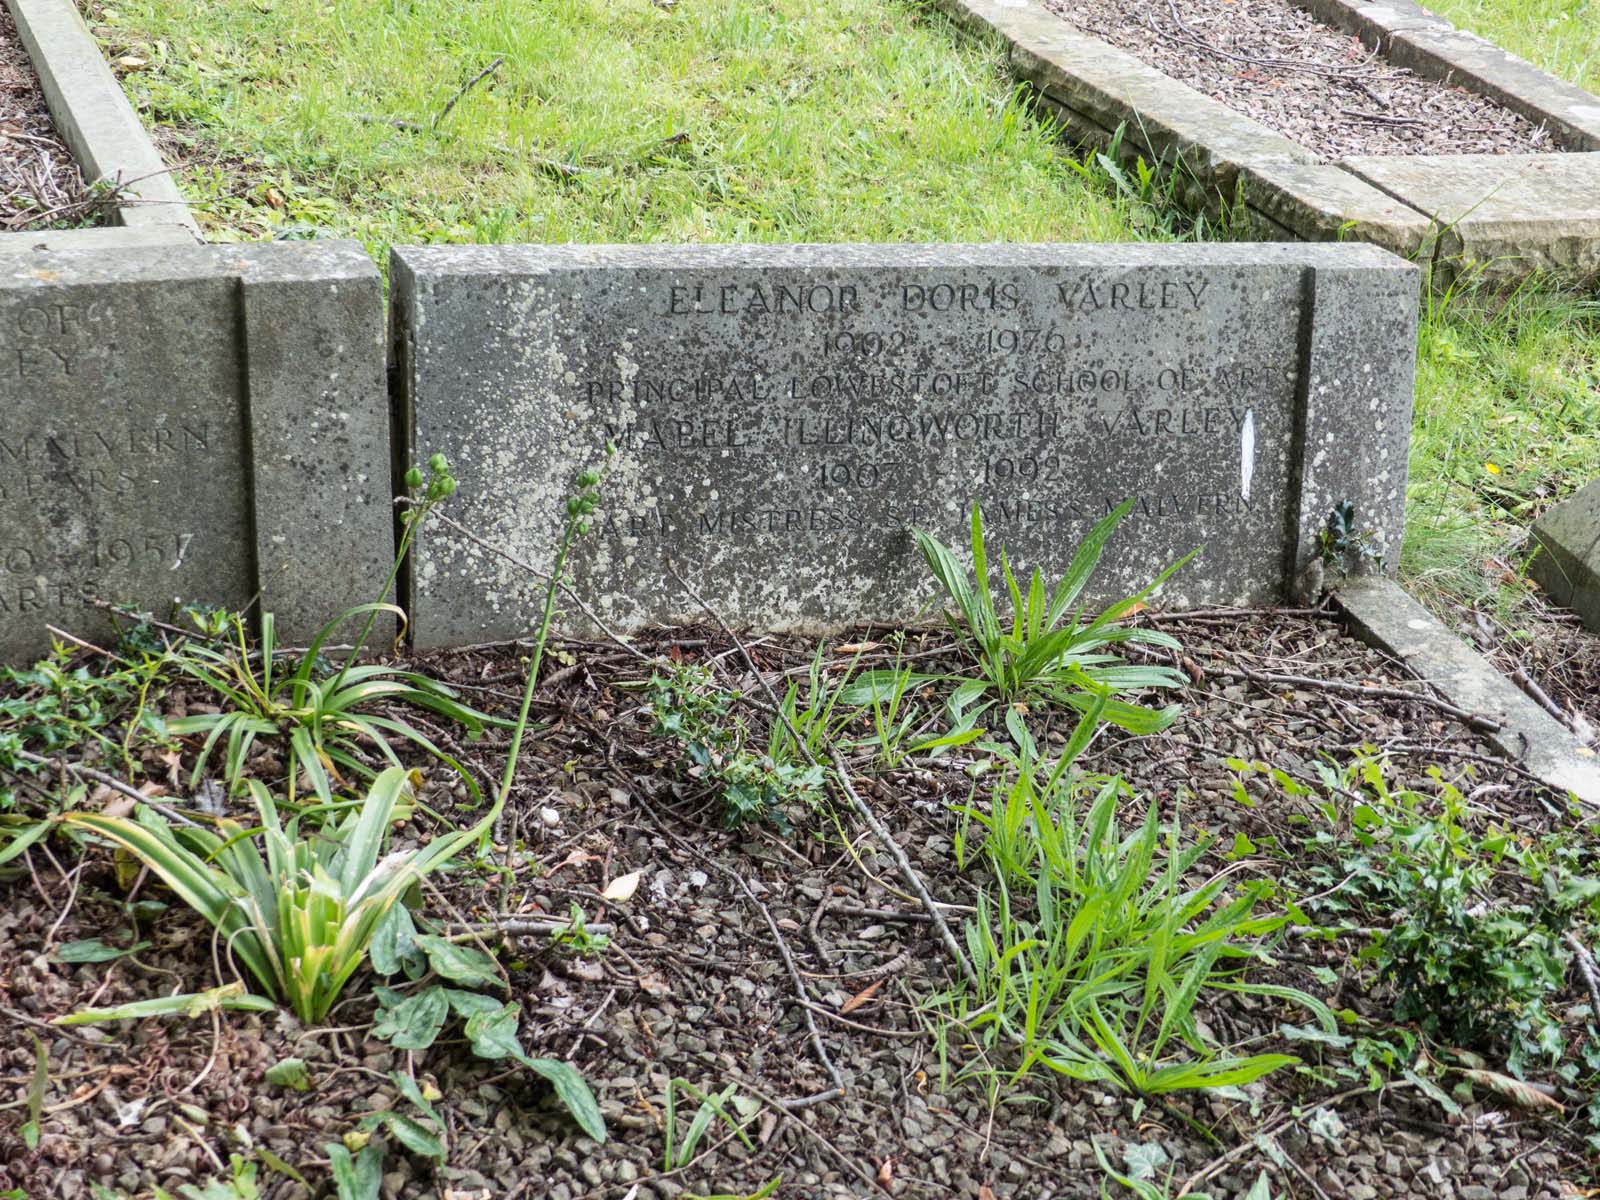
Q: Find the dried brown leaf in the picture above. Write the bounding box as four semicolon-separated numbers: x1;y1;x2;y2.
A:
1463;1068;1564;1113
839;978;884;1016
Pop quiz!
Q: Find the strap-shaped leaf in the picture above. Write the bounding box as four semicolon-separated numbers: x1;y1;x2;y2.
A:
338;766;410;899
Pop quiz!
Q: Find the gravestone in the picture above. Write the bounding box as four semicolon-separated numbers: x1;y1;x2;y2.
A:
391;243;1418;648
0;241;392;662
1530;479;1600;632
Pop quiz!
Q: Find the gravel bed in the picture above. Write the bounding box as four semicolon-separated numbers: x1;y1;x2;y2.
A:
1;611;1594;1198
1043;0;1567;158
0;4;95;229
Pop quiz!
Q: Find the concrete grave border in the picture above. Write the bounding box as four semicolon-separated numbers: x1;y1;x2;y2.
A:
1337;576;1600;807
935;0;1600;283
0;2;1591;804
0;0;198;250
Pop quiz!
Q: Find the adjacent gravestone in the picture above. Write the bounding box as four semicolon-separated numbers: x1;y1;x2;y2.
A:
0;241;391;662
392;243;1418;648
1530;479;1600;632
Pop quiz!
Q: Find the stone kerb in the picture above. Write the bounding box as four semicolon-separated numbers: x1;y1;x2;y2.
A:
3;0;198;242
392;241;1418;650
932;0;1600;285
0;241;392;662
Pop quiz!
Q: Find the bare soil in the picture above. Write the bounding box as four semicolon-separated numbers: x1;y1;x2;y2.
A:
0;4;99;230
1044;0;1567;158
2;610;1596;1199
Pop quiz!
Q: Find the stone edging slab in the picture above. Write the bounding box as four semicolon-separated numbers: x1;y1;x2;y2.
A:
1;0;197;245
934;0;1600;282
1337;576;1600;807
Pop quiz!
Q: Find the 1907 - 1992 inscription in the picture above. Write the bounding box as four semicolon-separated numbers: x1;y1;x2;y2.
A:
394;243;1418;647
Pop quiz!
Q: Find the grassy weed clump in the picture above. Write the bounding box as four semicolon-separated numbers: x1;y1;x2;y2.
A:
851;499;1190;746
947;702;1333;1098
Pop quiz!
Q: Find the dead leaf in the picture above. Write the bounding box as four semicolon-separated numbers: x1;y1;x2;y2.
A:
1463;1068;1564;1113
978;1187;997;1200
601;869;642;902
839;978;884;1016
876;1157;894;1190
547;849;601;878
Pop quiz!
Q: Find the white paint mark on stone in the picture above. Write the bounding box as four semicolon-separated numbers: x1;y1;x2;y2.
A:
1239;408;1255;502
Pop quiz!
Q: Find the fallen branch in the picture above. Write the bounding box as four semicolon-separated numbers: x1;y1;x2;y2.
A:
665;557;978;990
435;56;504;129
730;870;847;1098
1510;665;1581;735
10;749;201;828
1564;932;1600;1032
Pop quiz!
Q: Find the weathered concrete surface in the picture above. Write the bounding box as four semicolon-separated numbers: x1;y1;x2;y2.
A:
3;0;198;233
1530;480;1600;633
1289;254;1418;576
1236;162;1434;259
1342;153;1600;281
0;241;390;663
0;225;195;253
932;0;1600;283
1337;576;1600;807
229;242;393;643
393;242;1417;648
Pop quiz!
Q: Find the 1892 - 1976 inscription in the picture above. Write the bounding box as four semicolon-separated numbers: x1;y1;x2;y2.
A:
395;243;1418;647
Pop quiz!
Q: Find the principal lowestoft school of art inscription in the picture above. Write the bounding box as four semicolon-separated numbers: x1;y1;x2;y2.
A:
394;243;1417;648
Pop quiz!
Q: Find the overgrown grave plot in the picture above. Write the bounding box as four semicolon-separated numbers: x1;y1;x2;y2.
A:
1046;0;1563;159
3;562;1600;1198
0;3;100;230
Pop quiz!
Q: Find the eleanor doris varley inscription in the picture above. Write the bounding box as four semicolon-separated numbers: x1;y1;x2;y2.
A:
392;244;1417;648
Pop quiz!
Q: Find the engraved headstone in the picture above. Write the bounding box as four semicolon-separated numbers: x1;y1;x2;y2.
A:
0;241;391;662
391;243;1418;648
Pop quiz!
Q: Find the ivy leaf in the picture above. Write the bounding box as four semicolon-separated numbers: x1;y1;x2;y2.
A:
372;985;448;1051
463;1001;526;1063
370;903;423;978
443;988;503;1020
414;934;502;989
462;1002;607;1143
1122;1141;1170;1181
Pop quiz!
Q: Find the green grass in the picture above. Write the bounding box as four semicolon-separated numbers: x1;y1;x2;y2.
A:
1405;283;1600;612
90;0;1138;248
1421;0;1599;91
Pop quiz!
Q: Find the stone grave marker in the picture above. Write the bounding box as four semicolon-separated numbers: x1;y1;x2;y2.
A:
1530;478;1600;632
391;243;1418;648
0;241;391;662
